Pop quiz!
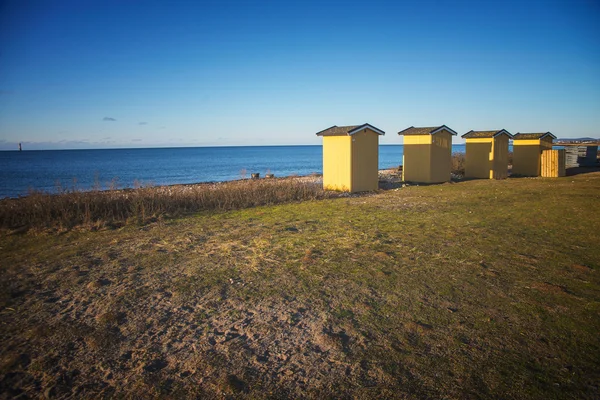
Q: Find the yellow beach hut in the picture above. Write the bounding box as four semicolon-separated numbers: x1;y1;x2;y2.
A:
398;125;457;183
512;132;556;177
316;123;385;192
461;129;513;179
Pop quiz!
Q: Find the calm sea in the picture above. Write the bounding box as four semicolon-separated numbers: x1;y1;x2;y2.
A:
0;144;467;198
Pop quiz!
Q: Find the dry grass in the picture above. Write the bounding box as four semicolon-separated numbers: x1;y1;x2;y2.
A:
0;178;336;232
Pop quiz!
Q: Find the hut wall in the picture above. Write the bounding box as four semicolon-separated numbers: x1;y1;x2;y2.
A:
465;139;493;179
491;134;509;179
402;135;432;182
513;143;541;176
583;146;598;166
430;131;453;183
322;136;352;191
565;147;580;167
351;129;379;192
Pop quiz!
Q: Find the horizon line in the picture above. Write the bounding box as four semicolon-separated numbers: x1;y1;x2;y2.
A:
0;143;413;151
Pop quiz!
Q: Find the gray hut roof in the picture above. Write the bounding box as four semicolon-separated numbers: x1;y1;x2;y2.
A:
461;129;513;139
554;138;600;145
398;125;458;136
316;123;385;136
513;132;556;140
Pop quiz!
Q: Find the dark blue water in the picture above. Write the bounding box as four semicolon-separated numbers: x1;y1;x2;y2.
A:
0;145;467;198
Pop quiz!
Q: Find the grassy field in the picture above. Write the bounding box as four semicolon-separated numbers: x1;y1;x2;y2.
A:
1;172;599;398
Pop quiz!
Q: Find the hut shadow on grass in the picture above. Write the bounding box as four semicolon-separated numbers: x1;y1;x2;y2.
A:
379;180;404;190
507;174;536;179
378;166;468;190
451;176;482;183
565;166;600;176
378;175;462;190
509;166;600;178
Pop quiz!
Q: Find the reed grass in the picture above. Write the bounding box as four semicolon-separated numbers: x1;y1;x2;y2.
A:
0;178;336;231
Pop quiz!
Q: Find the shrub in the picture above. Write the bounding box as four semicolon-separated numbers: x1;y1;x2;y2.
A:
451;152;466;176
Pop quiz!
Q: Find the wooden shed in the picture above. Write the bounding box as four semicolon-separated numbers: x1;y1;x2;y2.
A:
461;129;513;179
398;125;457;183
512;132;556;176
541;149;566;177
554;138;599;167
564;146;599;167
316;123;385;192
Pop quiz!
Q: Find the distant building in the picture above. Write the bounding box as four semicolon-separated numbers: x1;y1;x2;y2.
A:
461;129;513;179
564;146;598;167
554;138;599;167
512;132;556;176
398;125;457;183
554;138;600;145
316;123;385;192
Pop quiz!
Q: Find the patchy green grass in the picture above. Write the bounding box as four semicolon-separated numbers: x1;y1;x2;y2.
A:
1;173;599;398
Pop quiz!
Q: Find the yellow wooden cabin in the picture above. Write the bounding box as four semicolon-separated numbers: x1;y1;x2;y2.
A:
512;132;556;176
316;123;385;192
398;125;457;183
461;129;513;179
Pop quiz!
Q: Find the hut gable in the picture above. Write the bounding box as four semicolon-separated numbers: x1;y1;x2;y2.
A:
398;125;458;136
316;123;385;137
461;129;513;139
513;132;556;140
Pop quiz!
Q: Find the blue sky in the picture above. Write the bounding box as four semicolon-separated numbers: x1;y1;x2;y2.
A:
0;0;599;150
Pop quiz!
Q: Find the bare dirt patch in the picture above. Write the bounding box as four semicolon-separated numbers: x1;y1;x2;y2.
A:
571;264;593;273
532;282;574;296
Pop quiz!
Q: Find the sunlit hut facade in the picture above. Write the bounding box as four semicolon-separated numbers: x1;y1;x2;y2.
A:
462;129;513;179
398;125;457;183
512;132;556;176
316;123;385;192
